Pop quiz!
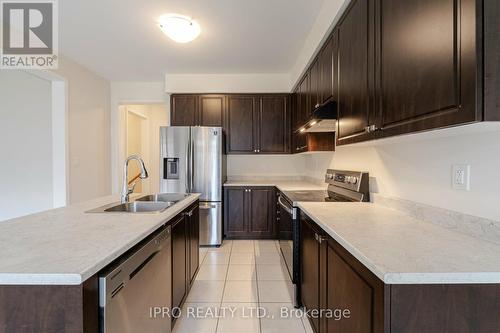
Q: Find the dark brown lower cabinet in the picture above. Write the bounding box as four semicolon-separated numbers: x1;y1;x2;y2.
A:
224;186;276;239
322;230;385;333
0;277;99;333
187;204;200;284
300;215;322;332
300;212;500;333
390;284;500;333
171;214;187;313
248;187;275;238
172;202;200;316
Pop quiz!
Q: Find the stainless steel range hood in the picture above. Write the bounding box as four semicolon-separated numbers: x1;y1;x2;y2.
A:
297;100;338;133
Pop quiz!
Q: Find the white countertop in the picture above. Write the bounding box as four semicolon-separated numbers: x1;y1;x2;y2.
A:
224;179;326;192
0;194;200;285
298;202;500;284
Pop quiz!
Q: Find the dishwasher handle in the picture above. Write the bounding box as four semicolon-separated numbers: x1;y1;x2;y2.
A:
129;250;160;280
100;226;171;302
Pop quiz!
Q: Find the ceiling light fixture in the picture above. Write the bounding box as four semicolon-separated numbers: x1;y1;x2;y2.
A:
158;14;201;43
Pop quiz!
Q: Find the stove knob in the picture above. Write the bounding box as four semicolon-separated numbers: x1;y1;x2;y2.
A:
351;177;358;184
326;173;334;180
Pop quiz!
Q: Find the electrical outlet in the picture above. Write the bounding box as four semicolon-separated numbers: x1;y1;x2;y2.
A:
452;164;470;191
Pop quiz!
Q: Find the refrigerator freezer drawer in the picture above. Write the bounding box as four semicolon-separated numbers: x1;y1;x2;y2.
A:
199;201;222;246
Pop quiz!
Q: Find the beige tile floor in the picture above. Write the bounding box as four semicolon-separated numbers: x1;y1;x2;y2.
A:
173;240;314;333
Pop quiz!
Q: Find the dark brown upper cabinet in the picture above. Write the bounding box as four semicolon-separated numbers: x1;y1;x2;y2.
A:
292;78;335;154
309;58;321;111
226;95;256;154
336;0;375;145
170;94;224;127
299;72;311;129
291;88;309;153
171;95;198;126
257;95;290;154
319;32;338;104
226;94;290;154
484;0;500;121
171;93;290;154
291;0;498;146
376;0;479;137
199;95;225;127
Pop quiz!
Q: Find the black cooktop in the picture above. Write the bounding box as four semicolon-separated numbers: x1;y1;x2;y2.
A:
282;190;356;205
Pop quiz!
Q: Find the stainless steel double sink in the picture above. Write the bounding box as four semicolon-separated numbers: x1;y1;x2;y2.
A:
87;193;189;214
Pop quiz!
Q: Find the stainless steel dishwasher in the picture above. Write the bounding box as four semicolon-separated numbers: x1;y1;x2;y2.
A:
99;226;172;333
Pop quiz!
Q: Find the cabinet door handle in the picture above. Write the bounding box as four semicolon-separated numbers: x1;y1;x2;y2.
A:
314;233;327;244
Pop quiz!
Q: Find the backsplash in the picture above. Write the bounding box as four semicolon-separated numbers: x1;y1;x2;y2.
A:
227;154;306;178
302;127;500;222
372;194;500;245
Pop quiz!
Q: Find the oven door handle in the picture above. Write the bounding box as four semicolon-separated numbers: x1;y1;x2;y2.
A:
278;196;294;215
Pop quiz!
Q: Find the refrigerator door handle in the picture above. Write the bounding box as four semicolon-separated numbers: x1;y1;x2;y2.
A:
200;202;217;210
185;131;190;193
191;136;195;193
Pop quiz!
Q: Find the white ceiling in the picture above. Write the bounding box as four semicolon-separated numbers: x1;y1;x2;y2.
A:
59;0;326;81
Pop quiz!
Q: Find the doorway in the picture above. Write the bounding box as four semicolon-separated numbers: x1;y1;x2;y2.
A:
122;104;168;195
126;109;148;193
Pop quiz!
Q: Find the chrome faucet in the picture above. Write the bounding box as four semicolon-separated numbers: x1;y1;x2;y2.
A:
121;155;149;203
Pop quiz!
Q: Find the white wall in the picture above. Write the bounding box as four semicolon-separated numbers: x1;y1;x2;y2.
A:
53;56;111;203
289;0;348;89
165;74;290;93
227;155;306;179
0;71;53;221
303;125;500;221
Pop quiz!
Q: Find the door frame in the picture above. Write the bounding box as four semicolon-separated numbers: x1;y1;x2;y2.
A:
26;69;69;208
125;107;150;193
111;100;168;194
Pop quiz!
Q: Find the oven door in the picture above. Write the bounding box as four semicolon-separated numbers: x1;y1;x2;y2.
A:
277;194;294;281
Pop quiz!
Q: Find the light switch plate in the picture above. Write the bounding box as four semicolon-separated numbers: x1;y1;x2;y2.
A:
452;164;471;191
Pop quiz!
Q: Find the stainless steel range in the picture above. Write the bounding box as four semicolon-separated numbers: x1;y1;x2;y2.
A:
277;169;370;307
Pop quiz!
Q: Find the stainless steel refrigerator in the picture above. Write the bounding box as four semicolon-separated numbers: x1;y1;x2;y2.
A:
160;126;226;246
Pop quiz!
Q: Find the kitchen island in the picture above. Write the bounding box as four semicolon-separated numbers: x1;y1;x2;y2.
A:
0;193;200;332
